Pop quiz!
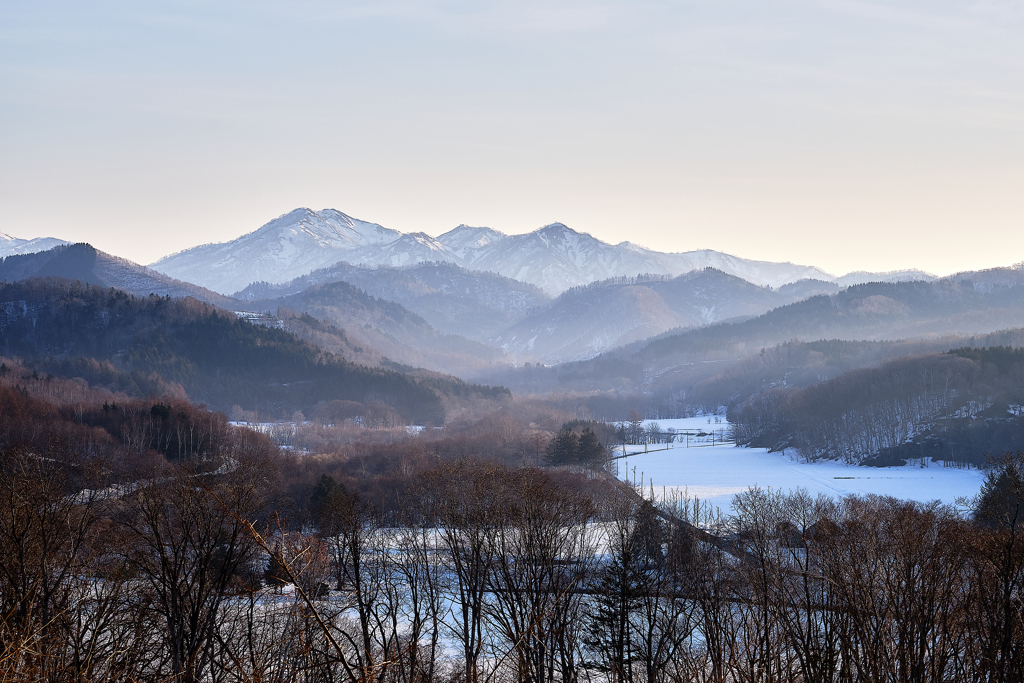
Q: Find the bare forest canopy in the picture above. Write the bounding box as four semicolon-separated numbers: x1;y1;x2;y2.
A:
0;278;508;424
730;347;1024;466
1;364;1023;682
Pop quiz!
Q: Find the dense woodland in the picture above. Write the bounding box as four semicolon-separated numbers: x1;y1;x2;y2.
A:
1;359;1023;682
0;278;508;424
731;347;1024;465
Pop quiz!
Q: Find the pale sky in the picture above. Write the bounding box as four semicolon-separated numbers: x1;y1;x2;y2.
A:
1;1;1022;276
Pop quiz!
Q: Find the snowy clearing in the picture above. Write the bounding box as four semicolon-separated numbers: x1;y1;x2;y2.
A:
615;417;986;514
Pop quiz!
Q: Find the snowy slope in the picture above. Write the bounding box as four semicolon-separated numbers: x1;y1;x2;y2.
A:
0;231;68;257
149;207;938;296
349;232;457;268
150;208;400;294
466;224;664;294
435;225;508;261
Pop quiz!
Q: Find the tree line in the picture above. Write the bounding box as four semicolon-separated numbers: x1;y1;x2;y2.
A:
4;446;1023;682
2;360;1023;682
731;348;1024;465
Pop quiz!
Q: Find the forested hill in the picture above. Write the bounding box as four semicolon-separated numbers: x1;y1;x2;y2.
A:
633;272;1024;367
730;347;1024;466
0;243;234;306
0;278;508;423
238;279;509;376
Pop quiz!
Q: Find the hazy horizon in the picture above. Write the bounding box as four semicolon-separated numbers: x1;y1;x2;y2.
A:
4;201;1022;280
2;1;1021;276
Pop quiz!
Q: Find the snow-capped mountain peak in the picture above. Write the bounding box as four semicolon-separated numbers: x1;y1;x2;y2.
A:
436;225;508;261
149;208;402;295
359;232;456;268
0;231;69;258
148;207;938;296
261;208;398;249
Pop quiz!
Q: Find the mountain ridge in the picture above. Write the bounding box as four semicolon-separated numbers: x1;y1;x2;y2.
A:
148;207;939;296
0;243;234;306
0;231;68;257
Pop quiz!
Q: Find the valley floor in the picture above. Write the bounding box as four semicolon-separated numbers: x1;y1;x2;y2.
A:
617;417;985;514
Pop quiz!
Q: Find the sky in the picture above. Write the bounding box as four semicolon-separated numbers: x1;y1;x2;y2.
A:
1;0;1022;276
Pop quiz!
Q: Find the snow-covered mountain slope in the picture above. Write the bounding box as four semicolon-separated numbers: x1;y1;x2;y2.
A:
349;232;457;268
625;245;836;289
435;225;507;261
0;231;68;257
465;223;664;294
148;207;938;296
150;208;400;295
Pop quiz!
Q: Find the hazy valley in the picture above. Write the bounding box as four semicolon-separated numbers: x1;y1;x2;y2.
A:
4;208;1024;683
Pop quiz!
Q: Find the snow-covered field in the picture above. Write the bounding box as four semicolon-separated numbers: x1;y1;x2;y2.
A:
615;417;986;514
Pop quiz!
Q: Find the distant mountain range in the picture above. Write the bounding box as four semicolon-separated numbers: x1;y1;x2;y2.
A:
492;270;840;363
0;243;509;375
10;210;1024;386
148;207;936;296
235;261;550;342
238;279;508;376
0;231;67;257
488;266;1024;397
6;219;1024;437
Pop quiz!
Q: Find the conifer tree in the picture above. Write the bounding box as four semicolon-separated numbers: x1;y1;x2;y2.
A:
577;427;607;466
544;428;579;466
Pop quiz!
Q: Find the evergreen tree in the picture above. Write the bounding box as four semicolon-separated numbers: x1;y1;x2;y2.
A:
577;428;607;467
310;474;350;532
584;537;647;683
544;428;579;466
632;501;665;568
976;453;1024;531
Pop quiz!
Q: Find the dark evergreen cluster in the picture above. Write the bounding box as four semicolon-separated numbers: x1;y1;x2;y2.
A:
544;425;608;467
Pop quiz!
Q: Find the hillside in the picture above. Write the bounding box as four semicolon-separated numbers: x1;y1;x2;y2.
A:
237;280;509;376
0;243;233;306
474;268;1024;415
631;269;1024;373
236;260;550;341
0;278;508;423
731;347;1024;466
494;269;811;363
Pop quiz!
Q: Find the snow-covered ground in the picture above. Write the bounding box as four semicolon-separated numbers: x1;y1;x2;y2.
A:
615;417;986;515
